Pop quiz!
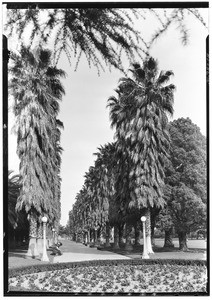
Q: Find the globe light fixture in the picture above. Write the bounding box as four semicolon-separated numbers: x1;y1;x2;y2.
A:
141;216;149;259
41;215;49;262
141;216;146;222
42;216;48;223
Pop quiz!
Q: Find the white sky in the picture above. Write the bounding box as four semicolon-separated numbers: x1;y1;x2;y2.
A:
5;8;208;226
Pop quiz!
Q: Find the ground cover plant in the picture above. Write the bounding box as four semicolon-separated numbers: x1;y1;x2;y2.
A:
9;260;207;294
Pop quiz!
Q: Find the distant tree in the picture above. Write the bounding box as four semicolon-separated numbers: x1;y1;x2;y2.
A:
93;143;119;248
156;191;175;248
160;118;207;251
67;210;75;240
69;142;124;248
58;224;70;237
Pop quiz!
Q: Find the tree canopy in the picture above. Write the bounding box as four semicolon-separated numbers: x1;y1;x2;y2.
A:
5;7;207;72
158;117;207;249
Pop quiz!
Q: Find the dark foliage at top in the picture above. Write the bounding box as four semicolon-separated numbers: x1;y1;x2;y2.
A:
5;8;207;72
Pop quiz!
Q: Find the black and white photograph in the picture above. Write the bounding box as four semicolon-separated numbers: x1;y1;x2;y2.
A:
3;1;209;296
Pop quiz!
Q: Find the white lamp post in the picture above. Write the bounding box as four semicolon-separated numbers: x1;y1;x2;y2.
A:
85;231;88;244
141;216;149;259
41;216;49;262
94;224;99;246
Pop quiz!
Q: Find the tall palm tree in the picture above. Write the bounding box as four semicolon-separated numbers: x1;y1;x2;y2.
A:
9;45;66;256
108;57;175;253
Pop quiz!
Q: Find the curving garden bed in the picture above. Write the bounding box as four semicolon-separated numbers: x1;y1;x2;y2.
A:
8;259;208;295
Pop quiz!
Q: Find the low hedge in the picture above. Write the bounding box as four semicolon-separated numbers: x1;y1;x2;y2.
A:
9;258;206;278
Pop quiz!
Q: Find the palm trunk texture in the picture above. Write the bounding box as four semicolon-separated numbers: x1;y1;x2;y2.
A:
124;222;133;251
134;222;141;246
26;214;39;257
164;228;174;248
105;222;111;247
113;225;120;249
118;224;125;246
145;209;154;254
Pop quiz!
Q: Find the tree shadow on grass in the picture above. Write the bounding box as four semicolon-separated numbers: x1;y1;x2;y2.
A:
8;252;42;262
102;244;206;256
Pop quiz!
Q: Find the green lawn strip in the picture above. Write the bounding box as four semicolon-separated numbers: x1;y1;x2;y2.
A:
9;258;206;278
101;244;205;255
8;247;56;269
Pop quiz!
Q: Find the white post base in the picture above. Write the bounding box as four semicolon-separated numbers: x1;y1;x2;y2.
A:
26;237;39;257
146;235;154;254
37;238;43;257
41;253;49;262
142;252;150;259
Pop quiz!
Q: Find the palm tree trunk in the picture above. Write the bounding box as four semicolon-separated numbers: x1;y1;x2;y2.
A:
49;230;54;247
118;223;125;246
99;227;104;245
37;222;43;256
145;208;154;254
124;222;133;251
105;222;111;247
96;228;101;246
178;231;188;251
90;229;94;244
134;222;141;246
26;214;39;257
151;229;155;247
94;229;98;246
151;213;156;247
113;224;120;249
87;229;90;244
164;227;174;248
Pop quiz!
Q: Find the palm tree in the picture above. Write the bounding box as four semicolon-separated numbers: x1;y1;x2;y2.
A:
93;143;120;248
9;45;66;256
108;57;175;253
70;142;119;248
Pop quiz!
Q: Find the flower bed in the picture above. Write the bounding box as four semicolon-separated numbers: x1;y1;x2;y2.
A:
8;259;207;294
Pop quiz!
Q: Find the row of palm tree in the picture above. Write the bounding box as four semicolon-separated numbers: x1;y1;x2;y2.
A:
69;57;175;252
7;7;206;255
6;8;169;255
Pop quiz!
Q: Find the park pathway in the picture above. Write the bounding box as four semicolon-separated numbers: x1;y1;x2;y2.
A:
53;240;130;263
8;238;207;269
53;239;207;264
